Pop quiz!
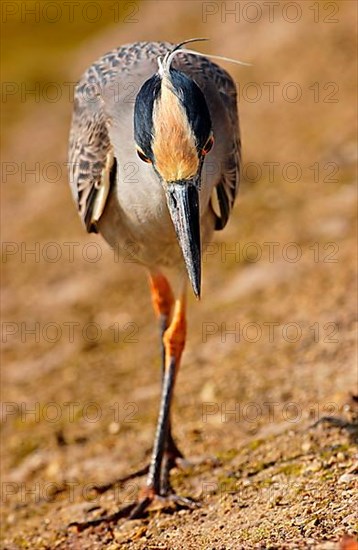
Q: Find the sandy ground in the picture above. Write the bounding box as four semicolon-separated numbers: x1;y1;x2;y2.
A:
1;1;357;548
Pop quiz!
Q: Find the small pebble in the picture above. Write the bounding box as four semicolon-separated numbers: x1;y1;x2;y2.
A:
108;422;120;435
338;473;355;484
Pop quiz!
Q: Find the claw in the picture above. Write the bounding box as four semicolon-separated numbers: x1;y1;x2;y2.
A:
129;492;200;519
129;496;154;519
67;491;200;531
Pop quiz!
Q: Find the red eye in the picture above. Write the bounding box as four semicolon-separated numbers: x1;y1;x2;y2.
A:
137;149;152;163
202;135;214;155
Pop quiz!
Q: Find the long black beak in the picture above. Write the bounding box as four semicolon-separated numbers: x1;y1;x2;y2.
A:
165;180;201;298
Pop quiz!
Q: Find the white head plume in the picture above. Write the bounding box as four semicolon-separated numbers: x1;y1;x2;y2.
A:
157;38;251;77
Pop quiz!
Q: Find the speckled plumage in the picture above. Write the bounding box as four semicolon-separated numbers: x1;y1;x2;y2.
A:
68;41;240;273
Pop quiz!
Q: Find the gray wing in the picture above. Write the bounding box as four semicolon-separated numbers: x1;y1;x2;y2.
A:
212;70;241;231
68;63;114;233
68;41;172;233
174;53;241;231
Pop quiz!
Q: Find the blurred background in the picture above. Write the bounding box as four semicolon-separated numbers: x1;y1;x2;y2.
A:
1;1;357;547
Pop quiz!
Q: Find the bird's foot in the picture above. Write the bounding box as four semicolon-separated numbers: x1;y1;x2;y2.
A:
128;486;200;519
67;488;199;532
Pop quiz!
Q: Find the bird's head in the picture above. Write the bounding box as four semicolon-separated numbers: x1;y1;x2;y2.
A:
133;47;214;298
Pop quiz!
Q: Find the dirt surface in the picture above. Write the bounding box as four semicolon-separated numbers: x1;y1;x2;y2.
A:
1;1;357;549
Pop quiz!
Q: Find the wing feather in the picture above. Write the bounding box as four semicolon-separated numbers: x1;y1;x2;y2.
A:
210;72;241;231
68;81;113;233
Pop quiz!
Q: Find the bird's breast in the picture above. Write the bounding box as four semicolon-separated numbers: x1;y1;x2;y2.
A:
98;163;184;269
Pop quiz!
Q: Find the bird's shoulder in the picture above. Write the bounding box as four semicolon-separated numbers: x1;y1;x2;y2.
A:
174;52;237;101
75;41;174;92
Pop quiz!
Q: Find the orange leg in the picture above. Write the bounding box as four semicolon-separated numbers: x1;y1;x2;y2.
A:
146;291;186;494
148;273;184;457
149;273;175;372
149;273;174;323
163;296;187;369
159;295;187;494
133;278;187;513
148;272;186;367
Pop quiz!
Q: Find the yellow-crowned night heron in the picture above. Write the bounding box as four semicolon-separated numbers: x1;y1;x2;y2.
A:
68;39;240;519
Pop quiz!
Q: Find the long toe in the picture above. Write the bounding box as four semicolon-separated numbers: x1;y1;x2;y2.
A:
130;493;200;518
